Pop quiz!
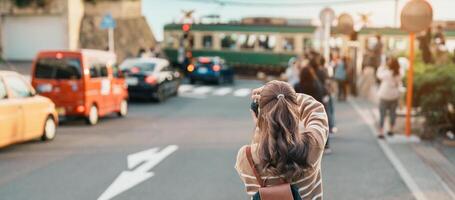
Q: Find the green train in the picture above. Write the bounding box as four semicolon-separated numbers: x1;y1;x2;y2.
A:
163;22;455;73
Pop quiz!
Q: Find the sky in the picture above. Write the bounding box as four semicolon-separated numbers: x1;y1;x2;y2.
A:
143;0;455;41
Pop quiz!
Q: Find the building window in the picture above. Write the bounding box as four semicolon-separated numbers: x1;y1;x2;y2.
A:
303;37;313;52
202;35;213;48
165;33;179;48
221;33;238;50
282;37;295;51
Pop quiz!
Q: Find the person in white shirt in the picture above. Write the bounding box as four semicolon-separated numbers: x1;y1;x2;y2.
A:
376;57;402;139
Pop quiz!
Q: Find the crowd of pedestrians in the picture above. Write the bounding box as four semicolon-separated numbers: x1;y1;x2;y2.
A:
285;50;344;154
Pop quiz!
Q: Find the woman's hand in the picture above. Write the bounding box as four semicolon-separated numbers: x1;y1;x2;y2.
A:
251;86;263;102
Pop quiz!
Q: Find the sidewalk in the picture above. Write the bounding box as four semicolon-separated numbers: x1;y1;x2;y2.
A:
349;97;455;200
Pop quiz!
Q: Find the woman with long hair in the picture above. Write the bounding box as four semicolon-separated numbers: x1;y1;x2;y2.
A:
235;81;328;200
376;57;402;138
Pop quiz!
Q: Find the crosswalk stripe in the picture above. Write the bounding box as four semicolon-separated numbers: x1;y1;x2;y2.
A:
233;88;251;97
192;86;213;95
213;87;233;96
178;84;194;93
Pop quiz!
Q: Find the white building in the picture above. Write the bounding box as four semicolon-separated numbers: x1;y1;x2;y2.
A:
0;0;84;60
0;0;154;61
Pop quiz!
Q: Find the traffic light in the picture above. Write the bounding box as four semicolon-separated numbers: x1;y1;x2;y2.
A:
182;24;191;32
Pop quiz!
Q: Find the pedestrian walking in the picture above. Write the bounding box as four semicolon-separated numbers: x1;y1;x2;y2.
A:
372;34;383;70
333;56;348;101
236;80;328;200
294;64;332;154
377;57;402;139
285;57;299;86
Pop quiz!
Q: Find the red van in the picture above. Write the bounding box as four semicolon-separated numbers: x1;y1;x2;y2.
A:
31;49;128;125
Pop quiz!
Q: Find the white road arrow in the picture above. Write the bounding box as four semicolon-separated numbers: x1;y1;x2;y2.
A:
98;145;178;200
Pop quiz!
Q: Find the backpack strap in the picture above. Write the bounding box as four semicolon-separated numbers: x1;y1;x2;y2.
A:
246;146;265;187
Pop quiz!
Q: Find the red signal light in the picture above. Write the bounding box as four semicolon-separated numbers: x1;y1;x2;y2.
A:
182;24;191;32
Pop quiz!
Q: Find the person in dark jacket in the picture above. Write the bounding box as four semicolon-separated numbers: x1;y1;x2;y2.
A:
295;66;332;154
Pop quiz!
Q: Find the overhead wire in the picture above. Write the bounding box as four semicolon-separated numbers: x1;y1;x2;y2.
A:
177;0;397;7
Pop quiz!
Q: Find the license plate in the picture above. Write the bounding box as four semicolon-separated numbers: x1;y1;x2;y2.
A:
198;67;208;74
37;84;53;93
56;107;66;115
126;77;138;86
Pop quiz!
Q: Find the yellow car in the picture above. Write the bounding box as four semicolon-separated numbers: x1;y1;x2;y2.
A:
0;71;58;148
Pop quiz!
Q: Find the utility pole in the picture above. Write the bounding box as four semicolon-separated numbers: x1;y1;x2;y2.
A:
394;0;399;27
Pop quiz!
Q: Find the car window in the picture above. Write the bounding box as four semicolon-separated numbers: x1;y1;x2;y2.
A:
35;57;82;79
112;64;122;78
160;65;170;72
120;61;155;72
100;65;108;77
90;63;108;78
0;79;7;99
4;75;31;98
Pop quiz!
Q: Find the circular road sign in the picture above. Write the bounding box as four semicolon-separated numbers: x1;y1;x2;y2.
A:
401;0;433;33
337;13;354;35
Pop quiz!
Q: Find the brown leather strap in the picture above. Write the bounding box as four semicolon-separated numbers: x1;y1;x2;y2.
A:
246;146;265;187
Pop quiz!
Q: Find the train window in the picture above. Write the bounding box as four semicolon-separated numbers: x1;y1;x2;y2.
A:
240;34;256;49
303;38;313;52
202;35;213;48
258;35;276;51
282;37;295;51
165;33;179;48
221;34;238;50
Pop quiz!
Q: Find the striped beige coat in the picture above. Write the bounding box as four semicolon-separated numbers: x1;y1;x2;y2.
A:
235;94;329;200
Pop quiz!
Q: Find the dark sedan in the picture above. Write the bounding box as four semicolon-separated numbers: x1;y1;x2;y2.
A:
120;58;181;102
187;57;234;85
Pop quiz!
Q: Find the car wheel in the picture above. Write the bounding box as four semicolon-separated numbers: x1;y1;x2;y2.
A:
172;84;179;96
85;105;99;125
117;99;128;117
156;86;166;102
217;76;225;85
189;78;195;84
41;116;56;141
229;76;235;84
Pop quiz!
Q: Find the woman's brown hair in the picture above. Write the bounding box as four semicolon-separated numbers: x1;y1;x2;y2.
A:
388;57;400;77
257;81;310;180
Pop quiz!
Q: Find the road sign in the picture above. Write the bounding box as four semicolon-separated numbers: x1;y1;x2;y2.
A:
401;0;433;33
100;14;116;30
100;14;116;52
401;0;433;137
337;13;354;35
98;145;178;200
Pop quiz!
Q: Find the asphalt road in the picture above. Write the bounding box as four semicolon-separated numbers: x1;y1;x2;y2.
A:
0;79;413;200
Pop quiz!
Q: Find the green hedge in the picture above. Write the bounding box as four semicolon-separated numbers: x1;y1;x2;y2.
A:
413;62;455;136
